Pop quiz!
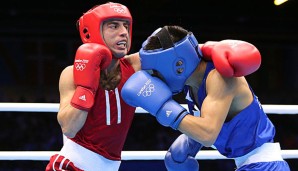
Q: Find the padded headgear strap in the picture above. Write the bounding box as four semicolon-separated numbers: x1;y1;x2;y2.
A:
140;27;202;94
155;27;174;49
77;2;133;51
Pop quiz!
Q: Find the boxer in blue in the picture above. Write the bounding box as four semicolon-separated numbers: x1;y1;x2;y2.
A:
121;26;290;170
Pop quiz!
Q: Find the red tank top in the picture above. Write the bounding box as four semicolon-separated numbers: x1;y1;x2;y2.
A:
71;58;136;160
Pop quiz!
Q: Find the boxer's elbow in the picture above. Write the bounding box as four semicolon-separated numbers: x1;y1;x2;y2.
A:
195;127;219;147
59;121;79;138
180;115;219;147
57;112;80;138
62;128;77;138
59;122;77;138
201;135;217;147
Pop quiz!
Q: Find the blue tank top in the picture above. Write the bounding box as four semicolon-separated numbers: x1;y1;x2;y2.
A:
186;62;276;158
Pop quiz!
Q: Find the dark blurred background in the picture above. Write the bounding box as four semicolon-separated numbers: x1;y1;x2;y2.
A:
0;0;298;170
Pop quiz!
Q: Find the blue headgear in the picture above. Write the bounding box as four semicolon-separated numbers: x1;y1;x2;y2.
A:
140;27;202;94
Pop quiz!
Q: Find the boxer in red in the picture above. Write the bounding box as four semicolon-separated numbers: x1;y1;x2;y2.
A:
45;2;140;170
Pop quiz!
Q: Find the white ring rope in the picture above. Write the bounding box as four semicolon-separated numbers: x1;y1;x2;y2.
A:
0;150;298;161
1;103;298;114
1;103;298;161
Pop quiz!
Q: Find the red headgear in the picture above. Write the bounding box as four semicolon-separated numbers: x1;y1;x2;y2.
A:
78;2;133;51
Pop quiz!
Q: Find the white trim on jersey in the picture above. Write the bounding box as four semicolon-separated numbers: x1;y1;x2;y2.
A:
105;88;122;125
115;88;121;124
105;90;111;125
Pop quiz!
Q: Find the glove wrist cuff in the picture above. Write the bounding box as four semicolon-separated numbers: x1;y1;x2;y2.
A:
71;86;95;111
171;110;188;130
157;100;189;130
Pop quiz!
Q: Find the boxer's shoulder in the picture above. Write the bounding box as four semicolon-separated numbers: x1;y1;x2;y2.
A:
124;52;141;72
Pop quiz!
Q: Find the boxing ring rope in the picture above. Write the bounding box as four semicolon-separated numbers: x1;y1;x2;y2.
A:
1;103;298;161
1;103;298;114
1;150;298;161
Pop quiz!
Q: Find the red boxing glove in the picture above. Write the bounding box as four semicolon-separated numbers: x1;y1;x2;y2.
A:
71;43;112;111
201;40;261;77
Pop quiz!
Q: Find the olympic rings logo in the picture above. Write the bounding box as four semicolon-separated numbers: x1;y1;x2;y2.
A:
142;84;155;97
113;7;126;14
75;63;86;71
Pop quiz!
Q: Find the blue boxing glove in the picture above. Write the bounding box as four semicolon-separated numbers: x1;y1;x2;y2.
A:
121;70;188;130
165;134;202;171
